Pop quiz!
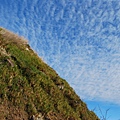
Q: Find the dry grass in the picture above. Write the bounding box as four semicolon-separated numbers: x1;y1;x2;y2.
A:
0;27;28;45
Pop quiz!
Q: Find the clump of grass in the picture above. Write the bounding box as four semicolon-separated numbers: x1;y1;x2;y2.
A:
0;27;28;45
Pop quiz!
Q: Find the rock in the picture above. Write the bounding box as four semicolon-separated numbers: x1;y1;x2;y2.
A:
31;113;44;120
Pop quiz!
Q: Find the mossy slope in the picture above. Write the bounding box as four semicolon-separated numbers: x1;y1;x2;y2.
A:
0;27;99;120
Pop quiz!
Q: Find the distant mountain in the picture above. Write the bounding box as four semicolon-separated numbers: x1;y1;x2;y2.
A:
0;27;99;120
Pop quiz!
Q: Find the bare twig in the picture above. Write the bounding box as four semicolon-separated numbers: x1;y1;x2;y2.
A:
98;105;110;120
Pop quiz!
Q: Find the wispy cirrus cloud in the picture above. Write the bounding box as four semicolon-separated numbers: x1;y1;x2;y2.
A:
0;0;120;105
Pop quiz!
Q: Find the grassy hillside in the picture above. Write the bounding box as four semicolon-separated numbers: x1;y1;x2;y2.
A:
0;27;99;120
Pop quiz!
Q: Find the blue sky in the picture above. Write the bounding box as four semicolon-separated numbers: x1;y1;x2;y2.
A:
0;0;120;119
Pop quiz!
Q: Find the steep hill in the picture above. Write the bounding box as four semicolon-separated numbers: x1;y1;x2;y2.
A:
0;27;99;120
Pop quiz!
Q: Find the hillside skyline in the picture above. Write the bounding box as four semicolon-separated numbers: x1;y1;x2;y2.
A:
0;27;99;120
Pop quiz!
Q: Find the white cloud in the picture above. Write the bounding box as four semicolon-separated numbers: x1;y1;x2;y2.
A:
0;0;120;105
